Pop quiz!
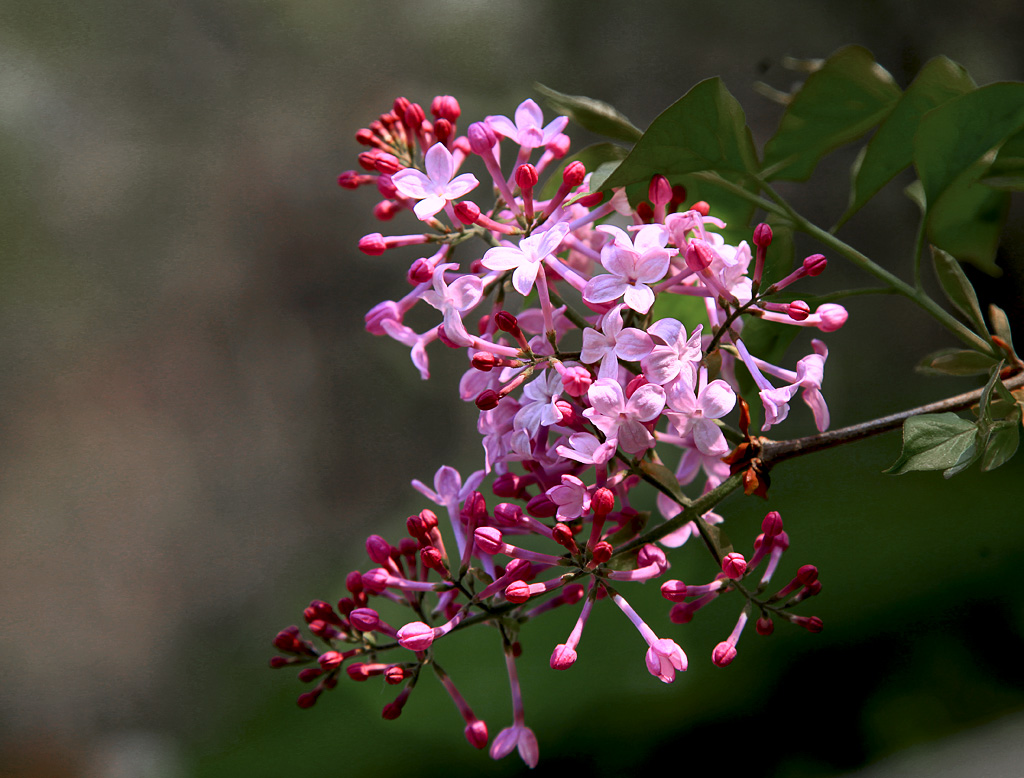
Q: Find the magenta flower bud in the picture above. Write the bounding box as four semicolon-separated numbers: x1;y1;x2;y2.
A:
755;616;774;636
454;200;481;225
637;544;668;572
550;643;578;670
753;222;773;248
374;152;404;175
795;615;824;633
796;564;819;586
590;540;613;565
493;501;524;526
361;568;389;593
474;389;500;411
374;200;401;221
385;666;406;685
397;621;436;651
431;95;461;122
515;163;539;191
375;173;398;199
787;300;811;321
337;170;370;189
815;303;848;332
591;488;615;519
722;552;747;579
648;174;672;205
269;656;289;669
346;663;370;681
318;651;343;671
349;607;380;632
525;492;557;518
560;365;592;397
298;667;323;683
802;253;827;275
711;641;738;667
762;511;783;538
660;579;688;602
576;190;604;207
358;233;387;256
492;474;525;499
365;535;394;565
420;544;445;569
685;241;715;271
404;101;425;132
296;690;320;709
803;580;822;597
464;718;489;749
494;310;521;337
562;160;587;187
467;121;497;154
433;117;453;145
504;580;532;604
552;522;578;553
549;132;571;157
473;526;504;555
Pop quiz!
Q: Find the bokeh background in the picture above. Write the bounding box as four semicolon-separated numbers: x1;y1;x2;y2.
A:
2;1;1024;776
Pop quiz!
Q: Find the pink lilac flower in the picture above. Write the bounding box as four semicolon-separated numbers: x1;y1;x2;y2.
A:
583;224;675;314
481;222;571;297
419;263;485;347
664;369;736;457
486;98;568;149
580;304;654;380
391;142;479;221
610;591;688;683
555;431;616;466
642;318;702;390
546;474;592;521
512;369;565;439
583;378;666;456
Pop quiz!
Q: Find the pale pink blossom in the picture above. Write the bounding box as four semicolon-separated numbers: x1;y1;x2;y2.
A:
420;263;484;347
583;224;675;314
580;304;654;380
486;98;568;149
392;142;479;220
546;474;591;520
583;378;666;456
482;223;570;297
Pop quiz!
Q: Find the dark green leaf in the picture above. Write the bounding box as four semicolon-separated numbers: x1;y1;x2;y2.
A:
977;361;1006;426
840;56;974;225
915;82;1024;206
925;156;1009;275
884;412;979;476
981;126;1024;190
981;419;1020;471
602;77;760;187
539;142;629;200
535;83;643;144
931;246;991;339
916;348;998;376
638;460;691;508
762;46;902;181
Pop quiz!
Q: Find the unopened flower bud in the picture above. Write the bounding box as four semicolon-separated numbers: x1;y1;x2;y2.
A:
590;541;613;565
420;545;447;574
366;534;394;565
494;310;521;337
550;643;578;670
475;390;500;411
431;95;461;122
454;200;481;225
552;522;578;553
473;526;503;555
797;564;819;586
755;616;774;636
337;170;368;189
815;303;848;332
526;492;557;518
385;666;407;685
318;651;343;671
711;641;738;667
471;352;498;371
298;667;323;683
762;511;783;538
794;615;824;633
649;174;672;205
591;487;615;518
560;365;592;397
493;501;524;525
296;690;320;709
349;607;380;632
563;160;587;188
787;300;811;321
690;200;710;216
358;233;387;256
685;241;715;272
464;718;489;749
346;663;370;681
374;200;401;221
515;163;539;191
803;253;827;276
432;117;453;144
397;621;436;651
722;552;747;579
753;222;773;248
661;579;689;602
467;121;497;154
504;580;532;604
492;474;525;499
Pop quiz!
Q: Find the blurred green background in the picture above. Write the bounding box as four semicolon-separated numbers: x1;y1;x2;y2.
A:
2;1;1023;777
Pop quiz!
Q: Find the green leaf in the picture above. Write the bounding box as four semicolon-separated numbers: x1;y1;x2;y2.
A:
925;155;1009;275
915;82;1024;206
840;56;975;225
638;460;691;508
602;77;760;188
761;46;902;181
981;419;1020;471
534;83;643;144
884;412;979;476
916;348;998;376
977;360;1006;426
931;246;991;340
981;126;1024;190
539;142;629;200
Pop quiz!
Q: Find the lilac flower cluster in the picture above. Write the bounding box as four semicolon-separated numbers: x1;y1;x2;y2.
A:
271;94;840;767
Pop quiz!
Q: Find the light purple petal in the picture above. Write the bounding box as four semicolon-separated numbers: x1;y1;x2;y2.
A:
445;172;479;198
626;383;666;422
423;143;454;183
413;196;446;220
391;168;432;199
481;245;526;271
698;380;736;419
583;274;628;305
621;283;655;314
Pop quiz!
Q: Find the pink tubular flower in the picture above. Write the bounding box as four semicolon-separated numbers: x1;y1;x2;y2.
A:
664;369;736;457
583;378;666;456
546;474;592;521
611;592;688;683
583;224;675;314
419;263;484;348
391;142;479;220
481;222;570;297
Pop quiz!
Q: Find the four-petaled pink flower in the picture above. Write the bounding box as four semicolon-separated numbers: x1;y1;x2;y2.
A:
583;224;676;314
580;304;654;381
546;474;592;520
420;263;484;348
583;378;666;456
481;223;570;297
392;143;479;221
486;98;568;149
665;372;737;457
